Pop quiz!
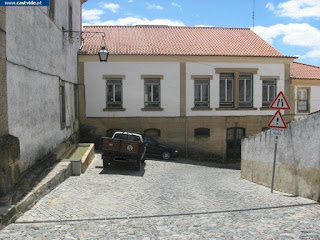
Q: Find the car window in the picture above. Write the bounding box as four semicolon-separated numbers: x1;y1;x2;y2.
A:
113;133;141;142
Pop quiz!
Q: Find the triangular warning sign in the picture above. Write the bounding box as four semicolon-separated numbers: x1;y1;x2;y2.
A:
268;111;287;129
270;91;290;110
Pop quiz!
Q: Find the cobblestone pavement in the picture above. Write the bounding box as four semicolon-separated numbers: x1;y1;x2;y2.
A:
0;154;319;239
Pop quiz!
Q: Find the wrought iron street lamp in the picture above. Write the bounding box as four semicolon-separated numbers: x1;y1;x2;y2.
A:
63;30;109;62
98;46;109;62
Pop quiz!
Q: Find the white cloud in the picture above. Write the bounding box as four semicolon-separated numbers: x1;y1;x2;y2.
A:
82;9;104;21
147;3;164;10
195;25;213;27
253;23;320;59
268;0;320;19
265;2;275;11
103;3;120;13
84;17;185;26
171;2;182;10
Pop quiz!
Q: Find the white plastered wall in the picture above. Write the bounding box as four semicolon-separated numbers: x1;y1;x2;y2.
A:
84;62;180;117
186;62;285;116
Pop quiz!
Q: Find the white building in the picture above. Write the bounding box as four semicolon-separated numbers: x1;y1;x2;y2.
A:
290;62;320;117
79;26;296;161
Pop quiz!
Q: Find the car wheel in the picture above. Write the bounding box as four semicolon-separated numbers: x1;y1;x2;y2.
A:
162;151;171;160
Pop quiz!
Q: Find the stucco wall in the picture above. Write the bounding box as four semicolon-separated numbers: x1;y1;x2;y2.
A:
241;112;320;201
0;7;7;135
6;2;81;171
84;62;181;117
84;61;285;118
186;62;285;116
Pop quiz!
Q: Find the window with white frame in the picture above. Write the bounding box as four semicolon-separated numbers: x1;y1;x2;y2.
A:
106;79;122;109
262;80;276;107
238;73;253;107
144;78;160;108
194;79;210;108
297;88;309;113
219;73;234;108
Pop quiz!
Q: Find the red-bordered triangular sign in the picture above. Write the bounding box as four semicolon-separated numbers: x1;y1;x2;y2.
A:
270;91;290;110
268;111;287;129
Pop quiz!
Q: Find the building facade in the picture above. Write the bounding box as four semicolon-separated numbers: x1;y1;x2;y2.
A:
0;0;86;199
290;62;320;118
79;26;295;161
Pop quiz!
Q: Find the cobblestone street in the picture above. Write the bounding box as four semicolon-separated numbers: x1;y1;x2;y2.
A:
0;154;319;239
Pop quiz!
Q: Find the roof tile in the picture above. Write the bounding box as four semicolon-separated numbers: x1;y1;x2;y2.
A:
81;26;287;57
290;62;320;80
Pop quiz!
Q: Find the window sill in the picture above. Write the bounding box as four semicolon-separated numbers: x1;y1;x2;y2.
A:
103;108;126;112
191;107;213;111
215;107;258;111
297;111;310;114
260;107;273;110
141;108;164;111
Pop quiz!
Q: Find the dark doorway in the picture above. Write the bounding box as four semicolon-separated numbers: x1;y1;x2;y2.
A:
226;127;245;161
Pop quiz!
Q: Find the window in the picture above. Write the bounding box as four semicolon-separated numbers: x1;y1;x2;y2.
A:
106;129;122;137
194;128;210;137
297;88;310;113
144;79;160;108
262;80;276;107
59;84;66;128
74;85;78;118
106;79;122;109
219;73;234;108
194;79;210;108
68;3;73;39
48;0;55;20
144;128;161;137
238;73;253;107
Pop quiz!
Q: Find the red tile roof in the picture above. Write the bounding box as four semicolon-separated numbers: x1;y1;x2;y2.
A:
81;26;288;57
290;62;320;80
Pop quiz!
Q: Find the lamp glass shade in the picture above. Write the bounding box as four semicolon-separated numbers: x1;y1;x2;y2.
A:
98;46;109;62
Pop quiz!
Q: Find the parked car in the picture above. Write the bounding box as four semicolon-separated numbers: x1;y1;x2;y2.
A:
101;132;146;171
144;135;178;160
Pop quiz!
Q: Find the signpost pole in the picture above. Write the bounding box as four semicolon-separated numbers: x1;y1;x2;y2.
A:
271;135;278;193
268;91;290;193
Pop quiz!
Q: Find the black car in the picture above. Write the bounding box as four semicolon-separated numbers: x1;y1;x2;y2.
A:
144;136;178;160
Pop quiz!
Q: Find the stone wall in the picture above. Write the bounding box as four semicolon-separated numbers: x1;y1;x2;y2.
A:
241;111;320;201
80;115;293;161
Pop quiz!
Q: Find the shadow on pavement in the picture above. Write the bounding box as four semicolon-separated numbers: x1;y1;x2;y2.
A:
148;158;241;170
97;163;146;177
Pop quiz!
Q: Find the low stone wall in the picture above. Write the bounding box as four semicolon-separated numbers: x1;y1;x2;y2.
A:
241;112;320;202
80;143;95;173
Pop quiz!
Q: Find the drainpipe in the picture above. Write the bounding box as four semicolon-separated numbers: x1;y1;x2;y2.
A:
185;116;188;160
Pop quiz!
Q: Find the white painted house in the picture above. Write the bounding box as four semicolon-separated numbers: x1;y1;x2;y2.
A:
290;62;320;117
79;26;296;161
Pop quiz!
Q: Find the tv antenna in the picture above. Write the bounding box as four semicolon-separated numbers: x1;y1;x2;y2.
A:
252;0;256;32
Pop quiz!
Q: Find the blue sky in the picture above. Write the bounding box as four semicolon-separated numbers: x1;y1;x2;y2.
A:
82;0;320;66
